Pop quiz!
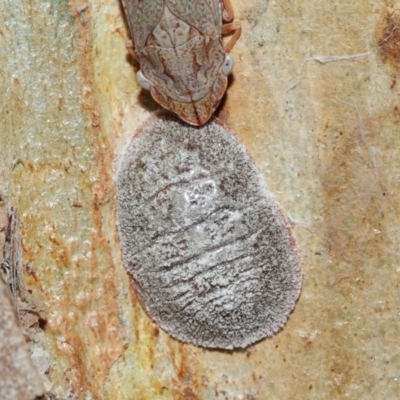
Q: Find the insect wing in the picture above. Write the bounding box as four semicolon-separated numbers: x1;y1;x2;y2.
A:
122;0;165;51
166;0;222;37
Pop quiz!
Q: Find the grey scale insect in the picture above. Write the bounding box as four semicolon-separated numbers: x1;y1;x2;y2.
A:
116;115;303;349
121;0;241;126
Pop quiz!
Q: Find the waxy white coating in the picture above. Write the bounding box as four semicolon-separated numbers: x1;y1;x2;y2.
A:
116;115;302;349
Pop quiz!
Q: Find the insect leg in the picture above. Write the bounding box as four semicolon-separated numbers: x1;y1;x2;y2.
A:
221;0;241;53
222;21;242;53
126;39;139;66
221;0;234;22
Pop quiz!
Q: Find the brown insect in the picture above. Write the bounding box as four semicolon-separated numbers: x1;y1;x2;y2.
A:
121;0;241;126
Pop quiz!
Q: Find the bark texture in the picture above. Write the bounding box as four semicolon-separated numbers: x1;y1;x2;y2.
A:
1;0;399;399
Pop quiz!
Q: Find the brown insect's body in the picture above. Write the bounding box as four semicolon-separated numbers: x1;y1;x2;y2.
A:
122;0;241;125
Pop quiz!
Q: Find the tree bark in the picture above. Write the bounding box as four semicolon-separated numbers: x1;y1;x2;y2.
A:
1;0;399;399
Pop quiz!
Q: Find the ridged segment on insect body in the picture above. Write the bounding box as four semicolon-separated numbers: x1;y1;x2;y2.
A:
121;0;241;126
116;114;303;349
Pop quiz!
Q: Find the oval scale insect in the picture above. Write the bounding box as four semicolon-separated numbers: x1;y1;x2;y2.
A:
121;0;242;126
116;114;303;349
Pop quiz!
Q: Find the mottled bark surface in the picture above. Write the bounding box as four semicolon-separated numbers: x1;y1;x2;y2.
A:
1;0;399;399
0;202;44;399
0;279;45;400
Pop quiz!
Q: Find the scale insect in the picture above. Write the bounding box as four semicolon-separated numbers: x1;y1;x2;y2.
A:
116;114;303;349
121;0;241;126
